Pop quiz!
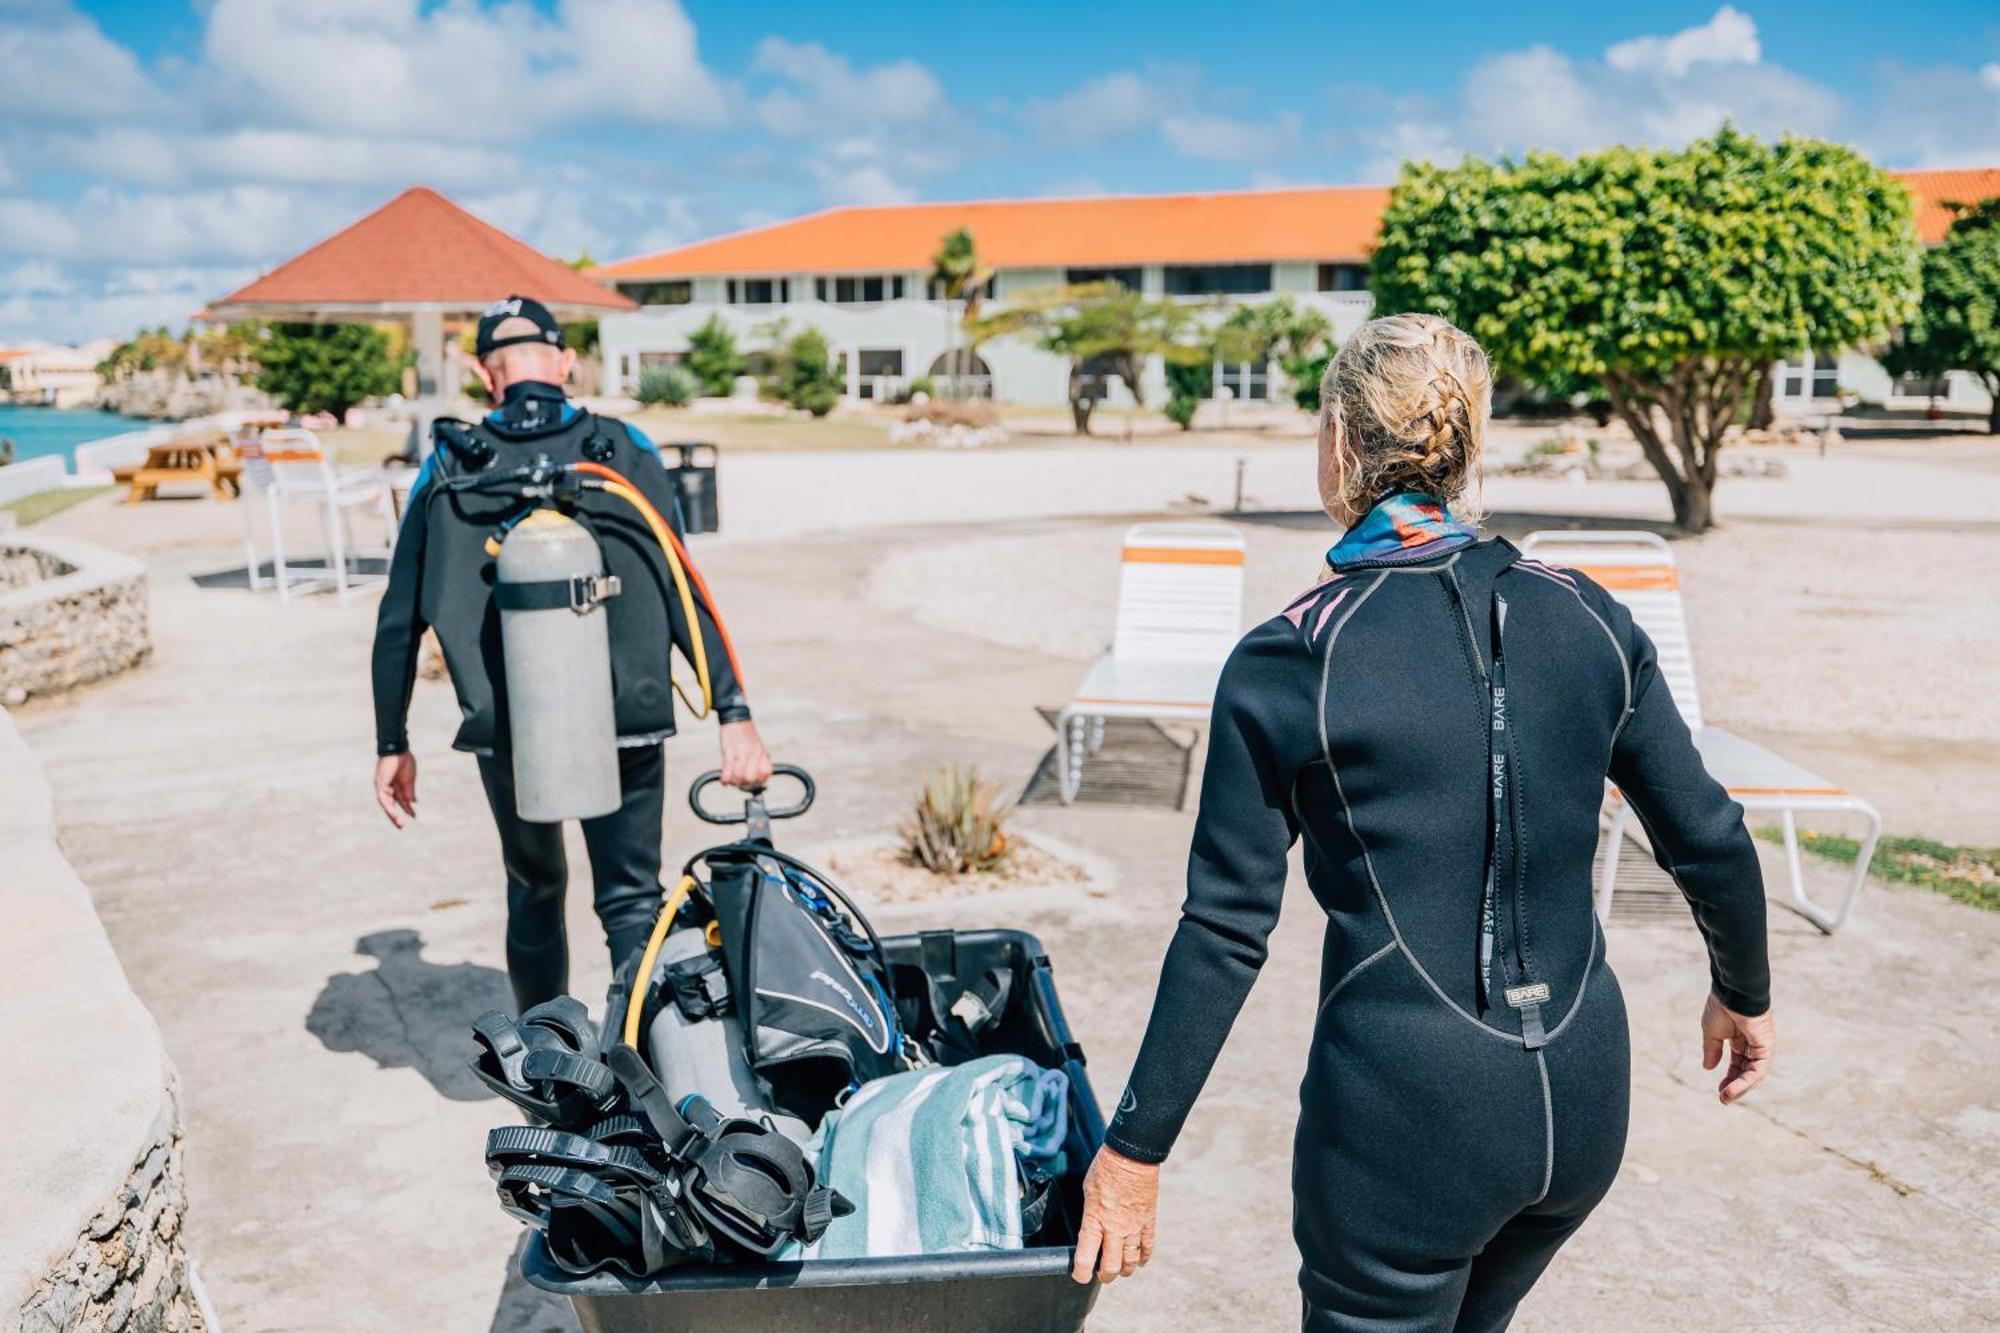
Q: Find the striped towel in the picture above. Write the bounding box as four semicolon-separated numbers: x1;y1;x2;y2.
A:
789;1054;1070;1259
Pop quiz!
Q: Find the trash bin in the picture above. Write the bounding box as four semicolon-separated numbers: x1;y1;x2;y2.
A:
659;443;719;535
524;928;1106;1333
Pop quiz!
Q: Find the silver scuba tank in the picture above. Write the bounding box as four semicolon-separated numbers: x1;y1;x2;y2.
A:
495;508;621;821
646;925;812;1144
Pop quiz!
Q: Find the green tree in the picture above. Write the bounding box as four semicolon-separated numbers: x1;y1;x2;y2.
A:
1164;360;1212;430
685;315;743;397
1882;197;2000;432
1371;129;1921;531
775;327;842;416
975;283;1205;434
251;323;402;419
1215;298;1335;410
928;227;990;399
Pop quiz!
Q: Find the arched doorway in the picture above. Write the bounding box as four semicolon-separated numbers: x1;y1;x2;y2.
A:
926;350;994;399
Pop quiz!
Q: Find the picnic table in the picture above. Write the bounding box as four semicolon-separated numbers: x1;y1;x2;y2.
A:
116;438;243;502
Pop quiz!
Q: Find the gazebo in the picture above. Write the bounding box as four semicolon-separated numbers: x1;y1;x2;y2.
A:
208;186;633;417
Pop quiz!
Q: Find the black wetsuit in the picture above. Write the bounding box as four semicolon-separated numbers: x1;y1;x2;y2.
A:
371;381;749;1012
1104;533;1769;1332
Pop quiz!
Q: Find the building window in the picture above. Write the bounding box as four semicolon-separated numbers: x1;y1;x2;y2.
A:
637;351;685;371
617;280;692;305
1215;360;1269;401
850;347;905;400
1889;370;1950;400
925;350;994;398
819;275;903;305
1065;266;1142;291
1316;263;1368;292
1777;350;1840;401
726;278;787;305
1163;263;1272;296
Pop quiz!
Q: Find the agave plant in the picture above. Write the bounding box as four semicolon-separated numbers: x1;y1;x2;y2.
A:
901;765;1016;876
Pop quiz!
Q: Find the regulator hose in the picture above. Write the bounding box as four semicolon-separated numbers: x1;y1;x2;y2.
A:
623;874;700;1049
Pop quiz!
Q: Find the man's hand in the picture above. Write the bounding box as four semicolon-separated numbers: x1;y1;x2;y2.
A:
1702;992;1775;1105
718;719;773;790
1071;1145;1160;1286
374;752;418;828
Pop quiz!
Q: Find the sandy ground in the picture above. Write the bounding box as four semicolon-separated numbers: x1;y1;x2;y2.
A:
12;433;2000;1331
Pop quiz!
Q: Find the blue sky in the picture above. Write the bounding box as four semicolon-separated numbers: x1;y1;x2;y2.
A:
3;0;1997;344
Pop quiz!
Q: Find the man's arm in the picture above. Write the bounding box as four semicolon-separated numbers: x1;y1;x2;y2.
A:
371;461;433;825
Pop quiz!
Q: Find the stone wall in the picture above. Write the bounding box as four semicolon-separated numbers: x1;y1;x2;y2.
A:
0;534;149;700
1;710;206;1331
15;1098;205;1333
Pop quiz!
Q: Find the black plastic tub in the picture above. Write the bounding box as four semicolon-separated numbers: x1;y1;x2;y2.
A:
524;928;1106;1333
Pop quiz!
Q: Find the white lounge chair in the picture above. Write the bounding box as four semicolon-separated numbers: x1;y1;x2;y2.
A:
1055;522;1245;804
249;429;394;602
1520;530;1881;933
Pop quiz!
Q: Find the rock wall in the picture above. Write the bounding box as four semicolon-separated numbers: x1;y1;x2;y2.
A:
15;1099;204;1333
1;710;206;1331
0;534;149;700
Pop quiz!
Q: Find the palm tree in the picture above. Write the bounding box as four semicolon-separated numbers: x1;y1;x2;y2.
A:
928;228;989;399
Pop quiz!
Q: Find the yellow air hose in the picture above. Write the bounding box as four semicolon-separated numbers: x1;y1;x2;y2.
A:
590;478;714;719
623;873;699;1049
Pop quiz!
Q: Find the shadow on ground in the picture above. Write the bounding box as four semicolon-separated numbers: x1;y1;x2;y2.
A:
305;929;511;1100
191;556;391;591
492;1234;579;1333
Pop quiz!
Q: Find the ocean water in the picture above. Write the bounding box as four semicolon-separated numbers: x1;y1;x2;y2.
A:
0;405;149;466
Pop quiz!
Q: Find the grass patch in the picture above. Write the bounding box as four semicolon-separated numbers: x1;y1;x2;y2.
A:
1754;826;2000;912
2;485;114;526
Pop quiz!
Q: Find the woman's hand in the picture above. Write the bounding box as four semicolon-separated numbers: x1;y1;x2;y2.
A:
1070;1145;1161;1286
1702;992;1775;1104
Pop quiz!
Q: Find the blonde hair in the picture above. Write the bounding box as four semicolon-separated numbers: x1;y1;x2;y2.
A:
1319;313;1492;523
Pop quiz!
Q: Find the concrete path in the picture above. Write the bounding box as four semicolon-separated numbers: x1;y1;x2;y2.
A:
16;439;2000;1330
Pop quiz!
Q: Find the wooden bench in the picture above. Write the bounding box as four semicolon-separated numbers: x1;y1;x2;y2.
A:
122;439;241;502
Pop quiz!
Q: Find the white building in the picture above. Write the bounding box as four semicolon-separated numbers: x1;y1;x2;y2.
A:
0;340;115;408
595;170;1998;418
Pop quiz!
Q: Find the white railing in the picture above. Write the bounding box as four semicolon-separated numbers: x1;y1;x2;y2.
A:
0;456;71;507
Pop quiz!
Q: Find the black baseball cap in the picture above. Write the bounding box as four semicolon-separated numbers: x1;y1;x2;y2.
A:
475;295;565;356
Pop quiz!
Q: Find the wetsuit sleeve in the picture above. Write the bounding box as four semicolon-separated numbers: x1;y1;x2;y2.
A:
1606;618;1770;1016
370;460;434;755
620;424;751;723
1104;618;1320;1163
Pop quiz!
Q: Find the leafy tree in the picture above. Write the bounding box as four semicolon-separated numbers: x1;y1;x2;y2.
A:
1164;360;1212;430
252;322;402;419
1215;298;1336;411
928;227;990;399
1371;129;1921;531
774;327;842;417
1882;197;2000;432
685;315;743;397
975;283;1204;434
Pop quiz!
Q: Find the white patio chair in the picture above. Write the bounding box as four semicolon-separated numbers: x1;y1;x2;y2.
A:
255;428;393;602
1520;530;1881;933
1055;522;1246;804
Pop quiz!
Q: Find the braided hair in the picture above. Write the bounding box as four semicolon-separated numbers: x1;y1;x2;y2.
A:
1318;313;1492;525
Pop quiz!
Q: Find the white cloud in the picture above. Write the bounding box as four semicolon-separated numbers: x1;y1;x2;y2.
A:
0;185;351;266
1984;64;2000;92
1022;72;1166;142
0;265;256;345
43;127;518;190
0;0;155;121
1863;62;2000;168
1605;5;1759;78
752;38;944;138
1161;110;1301;163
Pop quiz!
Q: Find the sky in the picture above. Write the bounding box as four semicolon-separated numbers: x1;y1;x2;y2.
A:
2;0;1997;345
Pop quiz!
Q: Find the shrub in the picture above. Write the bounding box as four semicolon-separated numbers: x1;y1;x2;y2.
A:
685;316;743;397
775;327;844;417
1164;359;1211;430
636;364;698;407
900;766;1015;876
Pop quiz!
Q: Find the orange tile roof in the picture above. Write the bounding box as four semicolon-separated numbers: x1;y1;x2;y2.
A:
598;168;1998;281
213;187;633;314
593;186;1391;279
1899;167;2000;244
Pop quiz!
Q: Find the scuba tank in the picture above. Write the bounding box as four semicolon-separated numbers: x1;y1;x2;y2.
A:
646;922;812;1143
493;508;622;821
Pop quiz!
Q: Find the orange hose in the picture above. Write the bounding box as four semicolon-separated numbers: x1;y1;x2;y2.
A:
574;460;747;688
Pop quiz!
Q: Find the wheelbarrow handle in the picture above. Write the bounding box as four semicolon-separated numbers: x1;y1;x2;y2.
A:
687;764;815;825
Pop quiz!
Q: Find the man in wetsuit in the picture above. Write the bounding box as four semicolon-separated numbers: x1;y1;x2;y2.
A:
370;295;771;1013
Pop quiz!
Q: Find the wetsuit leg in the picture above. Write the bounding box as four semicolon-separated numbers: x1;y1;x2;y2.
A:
578;742;667;971
477;754;570;1013
1453;971;1630;1333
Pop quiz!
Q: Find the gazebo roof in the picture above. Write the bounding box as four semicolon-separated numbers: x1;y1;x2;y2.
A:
209;187;634;320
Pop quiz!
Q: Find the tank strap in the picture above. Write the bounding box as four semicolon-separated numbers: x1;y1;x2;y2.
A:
493;572;622;613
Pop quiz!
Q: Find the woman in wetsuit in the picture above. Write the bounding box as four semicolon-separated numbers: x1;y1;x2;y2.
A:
1070;314;1776;1330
